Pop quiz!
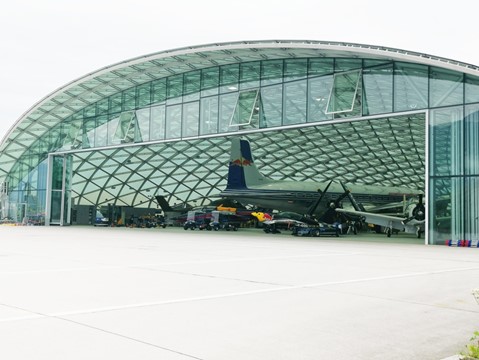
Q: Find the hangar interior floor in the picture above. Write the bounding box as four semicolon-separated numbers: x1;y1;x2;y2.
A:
0;226;476;360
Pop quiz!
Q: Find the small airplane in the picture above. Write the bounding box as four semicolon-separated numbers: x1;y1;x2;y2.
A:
219;138;423;217
335;194;426;238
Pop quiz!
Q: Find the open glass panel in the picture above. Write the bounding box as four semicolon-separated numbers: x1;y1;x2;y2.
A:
229;89;259;127
326;70;361;114
113;111;135;143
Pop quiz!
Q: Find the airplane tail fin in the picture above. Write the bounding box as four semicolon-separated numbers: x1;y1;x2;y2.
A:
226;138;269;189
155;195;174;212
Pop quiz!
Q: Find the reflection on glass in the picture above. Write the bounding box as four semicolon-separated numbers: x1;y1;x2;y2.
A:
284;80;307;125
308;76;333;122
260;84;282;128
429;107;463;176
429;67;463;108
151;105;165;140
394;63;428;111
136;108;151;142
166;105;182;139
363;65;393;115
182;102;199;137
200;97;218;135
113;111;135;143
219;93;237;133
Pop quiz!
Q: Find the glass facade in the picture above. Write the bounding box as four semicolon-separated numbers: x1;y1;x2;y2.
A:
0;41;478;245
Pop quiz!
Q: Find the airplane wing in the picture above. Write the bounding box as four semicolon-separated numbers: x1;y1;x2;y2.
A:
335;208;424;238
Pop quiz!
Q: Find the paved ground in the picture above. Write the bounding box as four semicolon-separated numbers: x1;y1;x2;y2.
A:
0;226;477;360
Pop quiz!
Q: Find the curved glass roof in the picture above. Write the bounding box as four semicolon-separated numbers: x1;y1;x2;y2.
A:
0;40;477;211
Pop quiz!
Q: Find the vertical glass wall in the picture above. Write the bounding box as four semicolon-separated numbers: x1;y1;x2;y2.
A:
47;154;72;225
429;104;479;244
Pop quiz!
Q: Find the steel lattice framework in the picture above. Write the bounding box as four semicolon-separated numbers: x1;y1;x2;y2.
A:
70;113;424;208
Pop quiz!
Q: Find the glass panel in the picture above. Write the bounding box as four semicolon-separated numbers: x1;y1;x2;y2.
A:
260;84;283;128
429;106;463;176
183;71;201;102
230;90;259;126
308;75;334;122
167;75;183;104
201;67;219;96
465;74;479;104
122;88;136;111
107;114;120;145
335;59;362;72
465;104;479;175
219;93;237;133
363;59;392;67
113;111;135;142
109;93;122;114
261;60;283;86
394;63;428;111
284;59;307;81
283;80;307;125
430;177;463;244
136;108;151;142
63;155;72;224
50;190;62;223
465;176;479;241
326;70;361;114
240;62;260;90
165;104;182;139
97;98;109;115
182;101;199;137
429;67;464;108
62;119;82;149
220;64;239;93
137;83;151;107
150;105;165;140
363;64;393;115
200;97;219;135
247;93;262;130
152;78;167;104
94;115;108;147
308;58;334;77
83;104;96;118
83;118;95;148
51;156;64;190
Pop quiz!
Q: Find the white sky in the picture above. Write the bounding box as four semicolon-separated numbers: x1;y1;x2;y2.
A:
1;0;478;141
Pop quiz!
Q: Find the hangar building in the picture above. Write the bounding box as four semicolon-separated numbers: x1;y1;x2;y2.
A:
0;40;478;245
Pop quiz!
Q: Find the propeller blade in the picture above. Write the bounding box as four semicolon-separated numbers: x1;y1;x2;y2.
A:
307;180;333;215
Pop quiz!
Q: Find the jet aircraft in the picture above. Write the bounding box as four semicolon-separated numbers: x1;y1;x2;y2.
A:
219;138;422;217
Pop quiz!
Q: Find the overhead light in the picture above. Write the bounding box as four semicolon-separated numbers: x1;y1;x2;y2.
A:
227;86;238;91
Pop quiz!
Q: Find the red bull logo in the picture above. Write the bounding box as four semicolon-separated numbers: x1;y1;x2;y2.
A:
251;212;272;222
230;158;253;167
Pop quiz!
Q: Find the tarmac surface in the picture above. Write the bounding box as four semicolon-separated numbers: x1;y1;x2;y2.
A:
0;225;477;360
